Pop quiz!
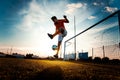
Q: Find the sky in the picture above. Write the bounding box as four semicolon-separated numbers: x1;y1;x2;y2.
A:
0;0;120;57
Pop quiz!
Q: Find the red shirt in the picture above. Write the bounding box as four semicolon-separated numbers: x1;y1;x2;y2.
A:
54;19;68;30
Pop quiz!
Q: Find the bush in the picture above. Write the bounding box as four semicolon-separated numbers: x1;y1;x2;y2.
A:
93;57;101;63
25;54;33;59
110;59;120;65
88;56;92;61
102;57;109;63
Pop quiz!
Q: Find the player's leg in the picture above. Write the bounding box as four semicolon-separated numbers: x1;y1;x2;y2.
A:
53;30;59;37
54;29;67;58
54;41;62;58
54;33;63;58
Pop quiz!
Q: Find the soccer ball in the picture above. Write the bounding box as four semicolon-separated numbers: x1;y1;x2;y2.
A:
52;45;58;50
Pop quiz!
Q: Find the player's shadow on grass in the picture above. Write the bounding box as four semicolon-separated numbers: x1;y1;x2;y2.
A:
31;66;64;80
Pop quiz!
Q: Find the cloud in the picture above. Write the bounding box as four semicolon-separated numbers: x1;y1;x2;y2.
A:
93;2;100;6
89;22;118;36
105;6;118;13
15;0;51;48
88;16;96;20
93;2;105;6
65;3;85;15
17;0;49;31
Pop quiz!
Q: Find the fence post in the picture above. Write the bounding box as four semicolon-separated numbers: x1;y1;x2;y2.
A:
92;48;94;59
103;45;105;58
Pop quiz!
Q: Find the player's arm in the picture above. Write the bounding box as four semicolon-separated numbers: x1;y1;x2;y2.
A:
63;15;69;23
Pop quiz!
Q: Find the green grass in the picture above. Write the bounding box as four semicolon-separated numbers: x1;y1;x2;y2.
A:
0;58;120;80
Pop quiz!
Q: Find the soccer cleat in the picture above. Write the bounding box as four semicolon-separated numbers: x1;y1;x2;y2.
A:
47;33;53;39
54;54;58;58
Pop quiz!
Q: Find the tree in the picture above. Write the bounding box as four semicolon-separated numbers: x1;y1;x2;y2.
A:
26;53;33;59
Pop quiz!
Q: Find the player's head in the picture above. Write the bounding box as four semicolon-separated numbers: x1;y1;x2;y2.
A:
51;16;57;22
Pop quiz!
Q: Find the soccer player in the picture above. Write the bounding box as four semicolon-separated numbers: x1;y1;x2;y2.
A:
48;15;69;58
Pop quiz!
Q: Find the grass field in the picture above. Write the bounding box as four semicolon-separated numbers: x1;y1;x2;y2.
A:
0;58;120;80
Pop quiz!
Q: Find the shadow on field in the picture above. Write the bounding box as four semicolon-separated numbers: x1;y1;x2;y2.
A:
30;66;63;80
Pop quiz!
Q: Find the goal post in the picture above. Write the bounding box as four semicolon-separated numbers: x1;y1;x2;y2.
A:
64;10;120;60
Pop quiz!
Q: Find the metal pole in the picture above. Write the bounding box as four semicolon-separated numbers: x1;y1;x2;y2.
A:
103;45;105;58
74;16;76;60
60;44;62;58
64;41;66;60
92;48;94;59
